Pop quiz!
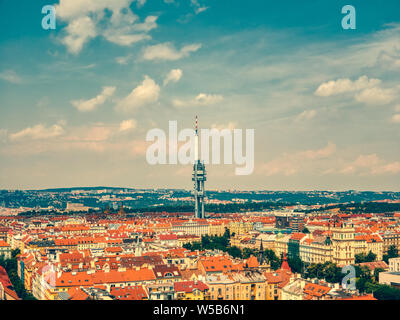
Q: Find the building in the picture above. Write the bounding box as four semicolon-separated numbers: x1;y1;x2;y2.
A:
174;280;209;300
171;220;209;237
0;240;11;259
147;283;175;300
389;257;400;273
381;231;400;255
331;223;355;267
300;235;333;264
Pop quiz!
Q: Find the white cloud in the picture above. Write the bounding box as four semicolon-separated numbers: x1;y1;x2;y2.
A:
315;75;397;105
10;123;65;141
142;42;201;61
136;0;147;7
195;6;209;14
172;93;223;107
299;142;336;160
314;76;381;97
354;87;396;105
115;55;131;65
116;76;160;113
259;142;336;176
72;86;116;112
0;70;21;84
55;0;157;54
390;114;400;123
0;129;8;143
295;109;316;122
163;69;183;86
191;0;209;14
61;16;97;54
339;154;400;175
211;122;237;130
119;119;137;132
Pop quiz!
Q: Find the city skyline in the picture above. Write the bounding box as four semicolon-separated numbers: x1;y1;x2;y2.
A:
1;0;400;191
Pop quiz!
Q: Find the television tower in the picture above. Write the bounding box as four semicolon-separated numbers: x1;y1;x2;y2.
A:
192;116;206;219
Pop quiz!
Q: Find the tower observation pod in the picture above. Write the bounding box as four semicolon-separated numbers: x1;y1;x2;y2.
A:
192;116;207;219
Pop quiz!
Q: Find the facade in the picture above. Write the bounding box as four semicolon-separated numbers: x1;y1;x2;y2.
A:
331;224;355;267
381;232;400;255
171;220;209;236
0;240;11;259
174;281;209;300
389;257;400;272
300;236;333;264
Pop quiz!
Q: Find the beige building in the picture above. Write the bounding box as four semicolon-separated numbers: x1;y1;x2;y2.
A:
206;270;266;300
300;235;333;264
228;221;253;236
379;258;400;288
331;224;355;267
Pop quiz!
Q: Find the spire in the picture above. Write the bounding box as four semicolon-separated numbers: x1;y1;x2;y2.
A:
194;116;199;162
257;240;264;264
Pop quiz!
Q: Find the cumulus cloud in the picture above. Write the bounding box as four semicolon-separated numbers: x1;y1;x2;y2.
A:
259;142;336;176
340;154;400;175
9;123;65;141
116;76;160;113
61;16;97;54
315;75;397;106
173;93;223;107
0;129;8;143
55;0;157;54
0;70;22;84
163;69;183;86
295;109;316;122
191;0;209;14
354;87;396;105
119;119;137;132
72;86;116;112
142;42;201;61
211;122;237;130
314;76;381;97
115;55;131;65
299;142;336;160
390;114;400;123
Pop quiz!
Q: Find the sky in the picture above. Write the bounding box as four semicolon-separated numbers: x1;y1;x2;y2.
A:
0;0;400;191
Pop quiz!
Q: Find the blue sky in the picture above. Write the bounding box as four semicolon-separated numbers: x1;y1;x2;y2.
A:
0;0;400;191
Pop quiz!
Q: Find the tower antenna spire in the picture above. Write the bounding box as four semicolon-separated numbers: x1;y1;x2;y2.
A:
192;115;206;219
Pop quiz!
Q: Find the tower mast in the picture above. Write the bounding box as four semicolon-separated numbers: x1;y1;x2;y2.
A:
192;116;206;219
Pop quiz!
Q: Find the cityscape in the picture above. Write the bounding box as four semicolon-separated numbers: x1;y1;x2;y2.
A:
1;0;400;306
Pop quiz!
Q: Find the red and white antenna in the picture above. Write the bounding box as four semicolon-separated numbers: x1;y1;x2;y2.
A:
195;116;199;161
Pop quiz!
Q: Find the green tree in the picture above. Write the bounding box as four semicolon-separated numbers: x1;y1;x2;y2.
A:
302;227;310;234
287;256;303;274
264;249;281;270
373;267;385;282
383;245;399;264
355;265;373;293
322;262;342;283
242;248;258;259
373;284;400;300
227;246;242;259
